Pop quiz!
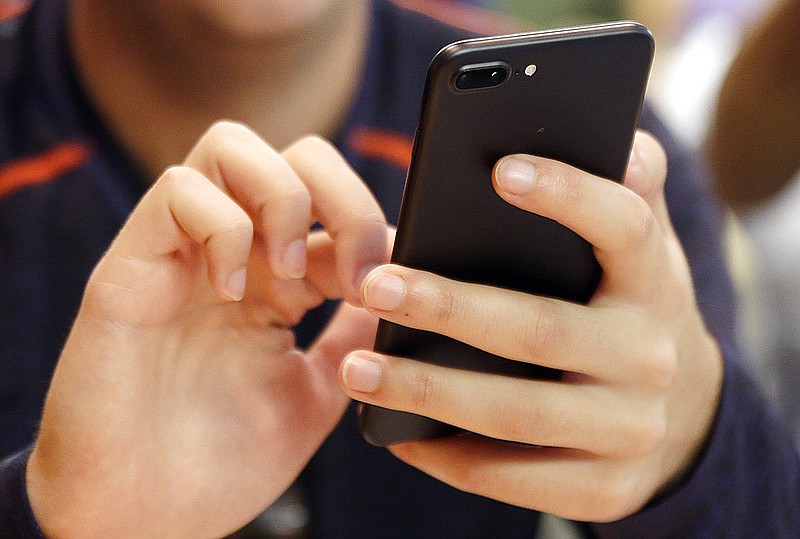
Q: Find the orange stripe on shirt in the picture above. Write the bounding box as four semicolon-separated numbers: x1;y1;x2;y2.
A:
390;0;528;36
0;0;30;22
348;129;414;171
0;141;94;200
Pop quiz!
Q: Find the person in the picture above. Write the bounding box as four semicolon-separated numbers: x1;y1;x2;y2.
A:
0;0;797;537
707;0;800;445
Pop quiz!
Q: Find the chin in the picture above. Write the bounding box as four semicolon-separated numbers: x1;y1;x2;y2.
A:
199;0;345;40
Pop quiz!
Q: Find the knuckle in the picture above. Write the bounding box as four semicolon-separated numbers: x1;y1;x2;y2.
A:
578;470;639;522
644;132;669;184
254;183;311;228
160;165;198;189
430;285;461;327
640;340;678;393
618;195;655;252
225;215;254;240
594;487;637;522
501;399;560;444
553;166;585;210
498;411;528;443
661;265;695;312
621;407;668;457
206;120;253;142
410;369;439;411
157;166;211;204
639;412;668;454
193;121;263;174
288;134;334;156
520;301;560;360
201;121;263;160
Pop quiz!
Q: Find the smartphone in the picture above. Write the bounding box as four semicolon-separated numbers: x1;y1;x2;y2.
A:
359;22;654;447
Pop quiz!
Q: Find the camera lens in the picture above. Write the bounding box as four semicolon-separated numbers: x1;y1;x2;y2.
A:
454;63;509;91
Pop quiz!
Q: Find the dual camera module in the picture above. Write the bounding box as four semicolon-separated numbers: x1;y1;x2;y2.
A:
454;62;537;91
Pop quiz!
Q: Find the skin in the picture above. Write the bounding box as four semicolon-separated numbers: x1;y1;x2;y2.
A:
27;126;391;538
25;0;723;536
69;0;371;177
341;132;722;521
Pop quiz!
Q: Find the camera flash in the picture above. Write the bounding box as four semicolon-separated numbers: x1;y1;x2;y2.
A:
524;64;537;77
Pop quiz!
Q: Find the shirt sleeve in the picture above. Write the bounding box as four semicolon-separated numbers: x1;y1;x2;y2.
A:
0;448;46;538
591;341;800;538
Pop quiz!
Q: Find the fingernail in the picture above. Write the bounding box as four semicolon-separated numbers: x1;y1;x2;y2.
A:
226;267;247;301
363;271;406;312
283;240;307;280
496;157;537;195
342;353;382;393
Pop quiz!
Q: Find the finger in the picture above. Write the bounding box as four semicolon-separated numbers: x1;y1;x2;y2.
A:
310;302;379;379
623;131;673;235
282;136;388;305
183;121;313;281
239;227;387;328
101;166;253;305
623;131;667;205
304;231;339;299
340;350;665;453
298;303;379;434
390;437;651;523
358;265;674;382
305;227;395;301
492;135;668;300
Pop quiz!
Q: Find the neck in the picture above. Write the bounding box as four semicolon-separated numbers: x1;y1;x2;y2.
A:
69;0;370;179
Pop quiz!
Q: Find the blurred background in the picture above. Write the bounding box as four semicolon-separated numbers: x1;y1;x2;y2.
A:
479;0;623;27
469;0;774;149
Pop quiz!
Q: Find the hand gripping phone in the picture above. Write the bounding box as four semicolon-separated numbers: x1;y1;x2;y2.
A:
359;22;654;447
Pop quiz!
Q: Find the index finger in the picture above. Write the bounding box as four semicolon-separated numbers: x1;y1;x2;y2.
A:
182;122;313;281
282;136;388;305
492;133;668;301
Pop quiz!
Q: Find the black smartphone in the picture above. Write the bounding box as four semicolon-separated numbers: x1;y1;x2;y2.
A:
359;22;654;447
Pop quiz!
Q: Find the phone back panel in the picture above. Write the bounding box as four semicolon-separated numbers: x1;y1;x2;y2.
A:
360;23;654;446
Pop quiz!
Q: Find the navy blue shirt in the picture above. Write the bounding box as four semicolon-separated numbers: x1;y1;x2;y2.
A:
2;1;799;537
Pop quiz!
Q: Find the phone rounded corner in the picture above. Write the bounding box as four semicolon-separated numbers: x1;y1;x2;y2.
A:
623;21;656;57
429;39;468;68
